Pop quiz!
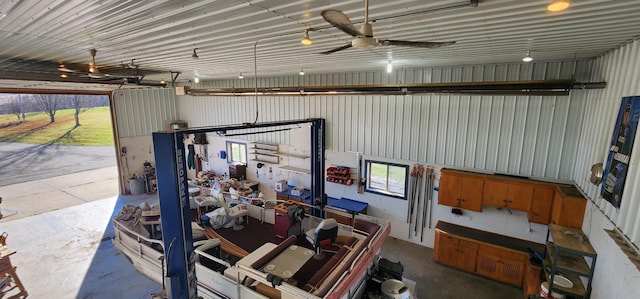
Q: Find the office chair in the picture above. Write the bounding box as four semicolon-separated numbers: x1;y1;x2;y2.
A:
305;218;338;260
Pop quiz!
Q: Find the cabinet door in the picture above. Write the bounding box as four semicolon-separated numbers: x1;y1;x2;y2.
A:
457;239;479;272
437;234;460;267
506;183;534;212
497;250;526;286
439;171;462;207
460;176;484;212
476;247;500;280
553;195;586;229
483;179;509;207
529;187;554;224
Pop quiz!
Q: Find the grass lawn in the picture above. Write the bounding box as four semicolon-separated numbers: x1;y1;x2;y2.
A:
0;107;114;146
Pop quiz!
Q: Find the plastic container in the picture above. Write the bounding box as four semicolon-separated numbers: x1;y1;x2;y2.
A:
129;178;146;195
540;282;565;299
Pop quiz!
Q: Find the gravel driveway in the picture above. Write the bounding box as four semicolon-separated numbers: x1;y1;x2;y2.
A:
0;142;117;187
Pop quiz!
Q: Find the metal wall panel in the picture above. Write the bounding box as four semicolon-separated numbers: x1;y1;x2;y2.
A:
113;88;178;137
573;39;640;245
179;60;591;180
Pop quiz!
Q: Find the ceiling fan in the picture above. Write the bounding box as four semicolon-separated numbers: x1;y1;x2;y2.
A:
320;0;456;54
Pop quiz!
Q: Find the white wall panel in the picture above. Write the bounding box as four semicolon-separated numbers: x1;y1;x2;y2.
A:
573;39;640;246
179;60;592;180
113;88;178;137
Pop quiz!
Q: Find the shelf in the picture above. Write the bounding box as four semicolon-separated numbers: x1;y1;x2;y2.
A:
545;242;591;275
542;264;587;297
278;152;309;159
548;224;597;256
250;151;279;157
279;165;310;174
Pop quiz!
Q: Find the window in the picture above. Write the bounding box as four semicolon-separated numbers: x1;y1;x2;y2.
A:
365;160;408;199
226;141;247;164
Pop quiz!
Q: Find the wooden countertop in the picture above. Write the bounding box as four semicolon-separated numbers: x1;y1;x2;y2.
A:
436;221;545;254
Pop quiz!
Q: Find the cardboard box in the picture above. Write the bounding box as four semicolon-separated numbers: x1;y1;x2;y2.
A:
275;180;288;192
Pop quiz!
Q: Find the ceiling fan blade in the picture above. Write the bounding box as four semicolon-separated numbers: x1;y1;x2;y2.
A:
381;40;456;48
321;9;363;37
319;43;353;55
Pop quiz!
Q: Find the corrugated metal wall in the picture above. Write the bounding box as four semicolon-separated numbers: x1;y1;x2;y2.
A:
179;60;592;180
113;88;178;137
573;39;640;246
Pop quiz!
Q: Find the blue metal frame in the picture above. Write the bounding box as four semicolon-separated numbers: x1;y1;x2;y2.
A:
153;132;196;299
152;118;324;298
310;119;326;216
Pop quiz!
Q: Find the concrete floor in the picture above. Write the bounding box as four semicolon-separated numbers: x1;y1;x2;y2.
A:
0;166;523;299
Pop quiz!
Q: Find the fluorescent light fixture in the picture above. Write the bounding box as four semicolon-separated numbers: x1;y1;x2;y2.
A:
522;50;533;62
386;61;393;73
301;29;312;46
299;68;305;76
547;0;570;12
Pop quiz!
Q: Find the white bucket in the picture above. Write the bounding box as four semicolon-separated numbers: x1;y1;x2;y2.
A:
540;282;565;299
129;178;146;195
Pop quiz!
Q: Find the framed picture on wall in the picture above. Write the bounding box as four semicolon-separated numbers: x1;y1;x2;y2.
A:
601;96;640;208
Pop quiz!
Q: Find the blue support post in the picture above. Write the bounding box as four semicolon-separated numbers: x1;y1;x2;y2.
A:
310;119;326;216
152;132;196;299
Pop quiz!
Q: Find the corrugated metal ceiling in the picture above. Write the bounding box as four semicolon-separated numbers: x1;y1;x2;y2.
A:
0;0;638;90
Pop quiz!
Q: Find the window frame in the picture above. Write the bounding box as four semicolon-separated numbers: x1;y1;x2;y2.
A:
226;141;247;164
364;159;408;200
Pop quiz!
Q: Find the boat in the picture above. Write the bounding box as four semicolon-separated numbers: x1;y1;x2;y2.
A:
112;196;393;299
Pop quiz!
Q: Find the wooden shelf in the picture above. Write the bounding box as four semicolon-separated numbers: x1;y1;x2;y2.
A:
250;158;279;164
542;263;587;297
545;242;591;275
548;224;597;256
279;165;310;174
278;152;309;159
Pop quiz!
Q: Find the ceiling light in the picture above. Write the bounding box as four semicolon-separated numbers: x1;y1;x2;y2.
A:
238;73;244;79
160;78;166;84
194;70;200;83
522;50;533;62
88;64;95;73
301;29;312;46
192;48;199;60
299;68;305;76
386;61;393;73
60;73;68;78
547;0;570;12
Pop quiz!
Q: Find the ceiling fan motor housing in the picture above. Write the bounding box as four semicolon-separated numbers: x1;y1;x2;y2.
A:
352;37;379;48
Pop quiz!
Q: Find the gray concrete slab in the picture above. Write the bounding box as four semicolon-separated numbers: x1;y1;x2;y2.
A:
1;166;120;222
0;142;117;187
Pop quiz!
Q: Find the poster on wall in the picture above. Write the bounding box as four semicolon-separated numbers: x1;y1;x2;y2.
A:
601;96;640;208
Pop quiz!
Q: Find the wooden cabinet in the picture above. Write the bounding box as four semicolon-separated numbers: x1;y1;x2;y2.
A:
434;230;478;272
439;170;484;212
476;244;527;287
523;262;543;297
528;186;554;224
483;179;533;212
550;185;586;229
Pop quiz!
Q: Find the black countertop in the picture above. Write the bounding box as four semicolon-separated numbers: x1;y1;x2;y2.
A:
436;221;545;255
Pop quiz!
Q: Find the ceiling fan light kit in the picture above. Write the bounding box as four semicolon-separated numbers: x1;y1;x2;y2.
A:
547;0;570;12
